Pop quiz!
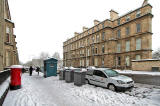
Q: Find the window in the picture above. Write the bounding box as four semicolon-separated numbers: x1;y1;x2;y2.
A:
126;27;130;36
96;35;99;43
102;57;104;66
117;30;121;38
92;46;94;54
117;56;121;66
6;27;10;33
126;41;130;52
126;16;130;22
136;55;141;60
95;58;98;66
80;50;82;54
6;33;9;42
87;49;90;56
93;70;107;78
136;38;141;50
95;48;98;54
6;27;10;42
136;23;141;33
86;59;89;66
125;56;130;66
92;57;94;65
117;43;121;53
82;60;84;66
102;32;105;41
80;60;82;66
92;36;95;43
82;49;84;54
102;44;105;53
87;38;90;45
136;10;141;18
117;19;120;25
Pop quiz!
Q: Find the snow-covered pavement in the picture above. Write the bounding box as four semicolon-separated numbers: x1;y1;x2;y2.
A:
3;72;160;106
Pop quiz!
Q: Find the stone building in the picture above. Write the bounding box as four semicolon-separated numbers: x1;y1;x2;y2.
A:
63;0;153;69
0;0;19;71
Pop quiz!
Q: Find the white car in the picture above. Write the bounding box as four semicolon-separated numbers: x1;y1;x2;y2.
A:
85;68;134;91
86;66;96;70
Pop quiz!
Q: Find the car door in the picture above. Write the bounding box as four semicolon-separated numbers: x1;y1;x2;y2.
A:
93;70;107;87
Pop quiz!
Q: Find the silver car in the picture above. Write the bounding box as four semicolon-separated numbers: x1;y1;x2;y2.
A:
85;68;134;91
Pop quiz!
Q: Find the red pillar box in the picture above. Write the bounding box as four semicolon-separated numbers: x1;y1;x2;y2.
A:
10;65;23;90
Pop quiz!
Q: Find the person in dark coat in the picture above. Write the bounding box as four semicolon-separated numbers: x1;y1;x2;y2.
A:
36;67;40;75
29;66;33;76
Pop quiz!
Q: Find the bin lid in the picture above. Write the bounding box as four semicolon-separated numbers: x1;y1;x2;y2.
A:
10;65;23;69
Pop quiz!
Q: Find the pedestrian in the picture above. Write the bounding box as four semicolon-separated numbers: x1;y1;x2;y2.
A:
36;67;40;75
29;66;33;76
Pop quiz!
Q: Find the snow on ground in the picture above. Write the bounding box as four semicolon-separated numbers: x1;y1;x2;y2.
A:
3;71;160;106
0;78;9;98
116;70;160;76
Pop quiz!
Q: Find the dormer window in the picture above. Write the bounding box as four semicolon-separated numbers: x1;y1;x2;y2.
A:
126;16;130;22
117;19;120;25
136;10;141;18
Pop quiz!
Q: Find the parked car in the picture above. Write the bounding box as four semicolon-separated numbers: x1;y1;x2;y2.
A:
85;68;134;91
86;66;96;70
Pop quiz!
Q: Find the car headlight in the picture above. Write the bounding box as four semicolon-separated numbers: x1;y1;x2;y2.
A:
117;80;126;84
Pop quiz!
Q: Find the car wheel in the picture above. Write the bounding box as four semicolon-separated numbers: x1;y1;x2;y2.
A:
85;79;90;84
108;84;116;91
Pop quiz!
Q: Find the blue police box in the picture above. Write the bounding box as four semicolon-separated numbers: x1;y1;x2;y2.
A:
44;58;58;78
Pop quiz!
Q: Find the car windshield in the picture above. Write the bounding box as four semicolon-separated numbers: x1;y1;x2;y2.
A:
103;69;119;77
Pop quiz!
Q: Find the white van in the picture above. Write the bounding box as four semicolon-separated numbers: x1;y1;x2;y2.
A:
85;68;134;91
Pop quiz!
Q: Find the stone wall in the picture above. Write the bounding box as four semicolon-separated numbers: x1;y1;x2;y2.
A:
120;73;160;86
132;59;160;71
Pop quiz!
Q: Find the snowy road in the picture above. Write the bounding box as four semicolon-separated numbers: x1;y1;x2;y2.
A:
3;72;160;106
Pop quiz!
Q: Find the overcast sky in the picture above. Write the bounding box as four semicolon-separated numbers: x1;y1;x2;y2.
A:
8;0;160;63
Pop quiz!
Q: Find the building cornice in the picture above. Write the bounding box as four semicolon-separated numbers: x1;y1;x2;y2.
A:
114;13;153;29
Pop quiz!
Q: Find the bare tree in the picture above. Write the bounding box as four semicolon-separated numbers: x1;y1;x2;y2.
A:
24;61;33;66
153;48;160;59
52;52;63;68
40;52;50;60
52;52;60;60
38;52;50;68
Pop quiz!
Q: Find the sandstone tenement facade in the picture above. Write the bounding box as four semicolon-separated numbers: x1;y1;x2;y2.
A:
0;0;19;71
63;0;153;69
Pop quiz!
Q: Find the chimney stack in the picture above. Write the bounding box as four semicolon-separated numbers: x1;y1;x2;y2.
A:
74;32;79;36
142;0;148;7
83;27;88;32
110;9;119;21
94;20;100;25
